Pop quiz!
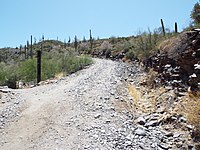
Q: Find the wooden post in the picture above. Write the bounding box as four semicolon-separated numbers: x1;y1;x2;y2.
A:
175;22;178;33
37;50;41;83
161;19;165;37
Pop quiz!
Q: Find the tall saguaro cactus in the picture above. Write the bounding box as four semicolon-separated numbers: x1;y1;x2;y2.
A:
74;36;78;51
89;29;93;50
27;41;29;59
30;35;33;59
160;19;166;37
175;22;178;33
19;44;22;56
68;37;71;46
42;35;44;41
24;45;27;59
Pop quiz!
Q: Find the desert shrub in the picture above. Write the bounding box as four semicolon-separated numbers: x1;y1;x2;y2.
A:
114;41;131;52
109;36;117;44
18;58;36;82
41;56;61;80
78;42;90;53
62;54;92;74
125;50;135;60
99;41;112;55
105;49;111;58
0;53;92;88
0;62;18;88
130;29;171;61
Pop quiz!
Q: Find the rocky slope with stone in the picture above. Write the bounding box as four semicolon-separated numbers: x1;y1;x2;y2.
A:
0;58;198;150
147;28;200;92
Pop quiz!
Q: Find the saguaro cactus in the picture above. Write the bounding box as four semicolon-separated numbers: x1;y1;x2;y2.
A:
24;45;27;59
160;19;165;36
64;39;67;48
27;41;29;59
89;29;93;50
83;36;86;42
42;35;44;41
30;35;33;59
74;36;78;51
68;37;71;46
175;22;178;33
19;44;22;56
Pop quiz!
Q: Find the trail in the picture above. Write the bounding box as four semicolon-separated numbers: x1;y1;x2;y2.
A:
0;59;136;150
1;58;190;150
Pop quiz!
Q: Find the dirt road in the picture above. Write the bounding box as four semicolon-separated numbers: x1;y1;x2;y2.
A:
0;59;140;150
1;58;191;150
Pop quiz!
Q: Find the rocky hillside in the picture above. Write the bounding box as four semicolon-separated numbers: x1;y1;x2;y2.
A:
146;29;200;92
1;28;200;93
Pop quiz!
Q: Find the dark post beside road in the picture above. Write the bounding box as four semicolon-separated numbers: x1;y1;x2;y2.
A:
37;50;41;84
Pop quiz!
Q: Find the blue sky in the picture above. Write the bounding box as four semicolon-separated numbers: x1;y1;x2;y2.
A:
0;0;198;48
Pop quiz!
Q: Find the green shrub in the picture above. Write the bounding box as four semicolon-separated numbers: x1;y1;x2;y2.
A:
0;53;92;88
0;62;18;88
62;55;92;74
125;50;135;60
18;58;36;82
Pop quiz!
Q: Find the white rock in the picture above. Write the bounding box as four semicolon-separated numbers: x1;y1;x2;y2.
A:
165;64;171;68
125;141;132;146
145;120;159;127
194;28;200;31
134;128;146;136
137;116;146;125
94;113;101;119
189;73;197;78
194;64;200;70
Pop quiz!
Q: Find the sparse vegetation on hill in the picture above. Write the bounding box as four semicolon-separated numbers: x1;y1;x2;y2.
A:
0;42;92;88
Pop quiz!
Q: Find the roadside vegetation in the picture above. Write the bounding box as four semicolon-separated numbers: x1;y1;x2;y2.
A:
0;51;92;88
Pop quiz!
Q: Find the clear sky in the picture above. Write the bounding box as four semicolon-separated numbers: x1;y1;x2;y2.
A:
0;0;198;48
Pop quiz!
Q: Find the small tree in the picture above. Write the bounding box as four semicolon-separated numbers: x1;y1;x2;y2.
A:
191;2;200;25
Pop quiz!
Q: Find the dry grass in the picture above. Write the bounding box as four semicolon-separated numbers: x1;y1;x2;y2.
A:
157;33;187;59
54;72;64;79
179;92;200;143
128;85;140;111
157;37;176;53
128;85;140;102
128;84;159;113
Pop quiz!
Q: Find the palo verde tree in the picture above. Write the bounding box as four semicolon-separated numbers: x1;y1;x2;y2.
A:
191;2;200;25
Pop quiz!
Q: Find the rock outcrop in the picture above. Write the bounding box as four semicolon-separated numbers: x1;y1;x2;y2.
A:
147;29;200;91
